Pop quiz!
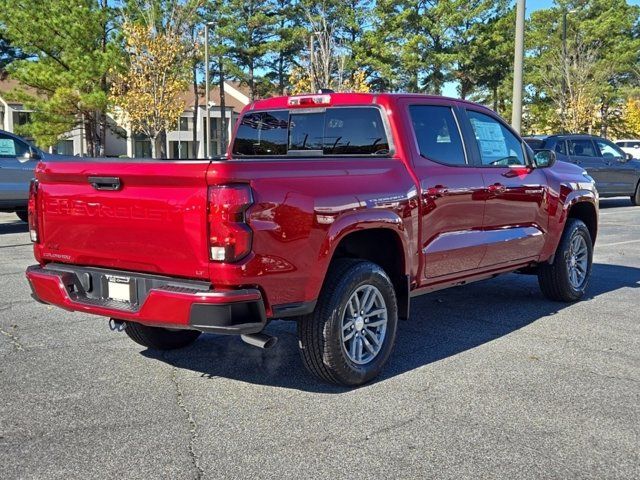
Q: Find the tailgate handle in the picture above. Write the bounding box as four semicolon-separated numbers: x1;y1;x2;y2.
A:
88;176;121;191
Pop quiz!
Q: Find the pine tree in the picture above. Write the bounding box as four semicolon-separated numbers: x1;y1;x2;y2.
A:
0;0;118;155
0;29;29;73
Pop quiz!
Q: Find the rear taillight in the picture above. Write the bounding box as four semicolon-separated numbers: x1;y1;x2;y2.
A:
28;179;39;243
208;184;253;262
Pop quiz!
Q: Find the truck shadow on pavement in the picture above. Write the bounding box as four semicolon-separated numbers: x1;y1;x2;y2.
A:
144;262;640;393
0;220;28;235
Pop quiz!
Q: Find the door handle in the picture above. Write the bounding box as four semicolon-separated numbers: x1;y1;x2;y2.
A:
426;185;449;198
487;183;506;194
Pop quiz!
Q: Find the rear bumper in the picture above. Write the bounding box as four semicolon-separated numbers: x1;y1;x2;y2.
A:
26;264;267;334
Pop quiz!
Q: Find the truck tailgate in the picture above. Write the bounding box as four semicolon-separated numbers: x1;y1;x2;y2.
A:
35;160;212;281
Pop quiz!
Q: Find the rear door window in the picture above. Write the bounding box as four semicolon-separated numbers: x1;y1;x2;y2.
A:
409;105;466;165
555;140;567;155
568;139;597;157
232;107;389;157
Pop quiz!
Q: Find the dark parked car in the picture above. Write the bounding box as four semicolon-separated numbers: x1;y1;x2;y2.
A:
0;129;65;222
524;134;640;205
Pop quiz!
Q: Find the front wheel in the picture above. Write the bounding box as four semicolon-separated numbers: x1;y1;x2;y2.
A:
538;218;593;302
123;321;201;350
297;259;398;386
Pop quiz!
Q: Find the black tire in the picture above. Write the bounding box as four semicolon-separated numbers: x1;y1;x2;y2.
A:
16;210;28;223
538;218;593;302
297;259;398;386
123;321;201;350
631;182;640;206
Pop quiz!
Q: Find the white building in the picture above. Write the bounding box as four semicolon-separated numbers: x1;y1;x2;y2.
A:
0;78;250;158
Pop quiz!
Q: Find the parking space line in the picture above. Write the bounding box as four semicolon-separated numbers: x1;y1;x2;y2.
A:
599;210;639;216
599;223;640;227
598;239;640;247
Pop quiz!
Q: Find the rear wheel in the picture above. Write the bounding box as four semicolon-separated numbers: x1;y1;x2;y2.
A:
15;210;28;223
122;321;201;350
631;182;640;206
297;259;398;386
538;218;593;302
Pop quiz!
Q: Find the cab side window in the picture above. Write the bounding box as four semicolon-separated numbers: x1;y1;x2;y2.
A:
467;111;525;167
0;133;30;159
409;105;467;165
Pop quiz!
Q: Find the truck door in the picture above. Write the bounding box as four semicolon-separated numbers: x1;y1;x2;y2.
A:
567;138;610;194
400;99;487;282
593;137;638;196
461;108;547;269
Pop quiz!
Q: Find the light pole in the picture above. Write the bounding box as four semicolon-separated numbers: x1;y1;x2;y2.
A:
309;31;323;93
511;0;526;134
204;21;215;158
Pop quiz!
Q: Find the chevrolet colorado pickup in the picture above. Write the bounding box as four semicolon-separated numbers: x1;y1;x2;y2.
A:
26;93;598;386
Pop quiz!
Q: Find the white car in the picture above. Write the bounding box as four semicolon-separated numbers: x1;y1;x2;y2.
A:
615;139;640;159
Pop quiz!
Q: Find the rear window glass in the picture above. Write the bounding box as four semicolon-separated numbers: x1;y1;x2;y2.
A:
232;111;289;156
289;112;324;151
323;108;389;155
524;138;544;150
232;107;389;157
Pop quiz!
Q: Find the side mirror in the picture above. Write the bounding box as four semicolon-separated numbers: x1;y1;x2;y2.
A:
533;149;556;168
626;153;634;161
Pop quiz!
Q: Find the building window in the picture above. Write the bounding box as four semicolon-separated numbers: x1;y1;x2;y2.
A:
56;140;74;156
134;136;152;158
13;111;31;127
170;141;192;159
203;117;223;155
179;117;191;131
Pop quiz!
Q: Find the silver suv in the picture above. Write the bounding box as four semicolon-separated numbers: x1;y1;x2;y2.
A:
0;129;48;222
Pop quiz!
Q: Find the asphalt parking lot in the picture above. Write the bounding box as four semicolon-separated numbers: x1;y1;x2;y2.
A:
1;201;639;480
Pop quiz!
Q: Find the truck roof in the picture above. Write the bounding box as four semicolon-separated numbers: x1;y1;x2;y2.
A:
245;92;494;113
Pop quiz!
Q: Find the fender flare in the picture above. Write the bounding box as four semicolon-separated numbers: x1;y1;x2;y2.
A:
545;189;598;264
308;209;412;319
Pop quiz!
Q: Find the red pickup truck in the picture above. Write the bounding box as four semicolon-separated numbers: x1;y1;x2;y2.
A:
26;93;598;386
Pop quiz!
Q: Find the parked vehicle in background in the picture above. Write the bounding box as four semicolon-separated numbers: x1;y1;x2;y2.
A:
26;93;599;386
0;129;67;222
615;139;640;160
524;134;640;205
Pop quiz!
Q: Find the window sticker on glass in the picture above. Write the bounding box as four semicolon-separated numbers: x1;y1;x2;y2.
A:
0;139;16;156
470;118;508;158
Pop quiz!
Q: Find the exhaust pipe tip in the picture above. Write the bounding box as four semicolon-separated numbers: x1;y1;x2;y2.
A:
241;333;277;349
109;318;126;332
